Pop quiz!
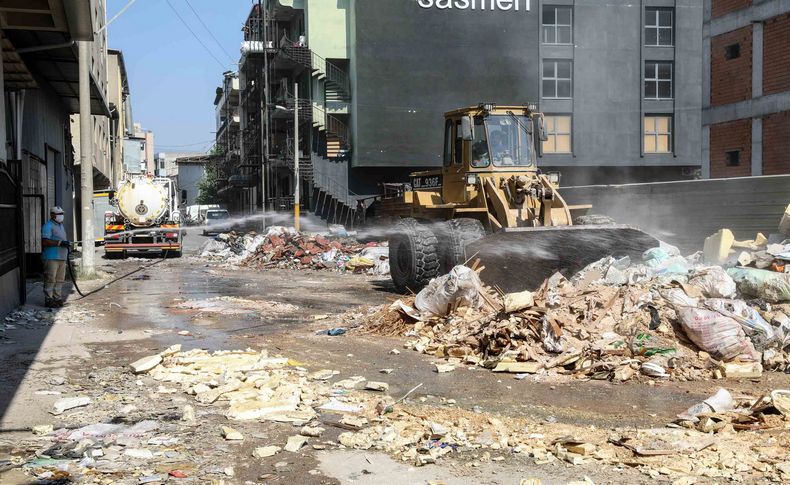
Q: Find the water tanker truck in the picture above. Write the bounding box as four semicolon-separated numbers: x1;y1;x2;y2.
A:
104;175;183;258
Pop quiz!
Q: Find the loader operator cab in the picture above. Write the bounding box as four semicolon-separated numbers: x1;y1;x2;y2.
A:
470;112;535;168
391;102;656;295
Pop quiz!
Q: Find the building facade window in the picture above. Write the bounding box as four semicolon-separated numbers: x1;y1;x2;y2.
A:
542;60;572;99
644;61;673;99
542;6;572;44
543;115;572;153
644;115;672;153
645;7;673;46
725;43;741;59
726;150;740;166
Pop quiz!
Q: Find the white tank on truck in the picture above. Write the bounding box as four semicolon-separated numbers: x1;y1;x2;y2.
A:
104;175;183;258
116;177;170;227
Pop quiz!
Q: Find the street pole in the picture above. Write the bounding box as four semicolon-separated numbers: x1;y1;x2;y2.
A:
78;41;95;277
260;97;267;232
293;82;300;232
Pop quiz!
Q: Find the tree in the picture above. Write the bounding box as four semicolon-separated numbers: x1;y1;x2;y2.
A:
195;147;224;205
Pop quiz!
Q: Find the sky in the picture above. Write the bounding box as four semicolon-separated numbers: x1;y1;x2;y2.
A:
106;0;252;154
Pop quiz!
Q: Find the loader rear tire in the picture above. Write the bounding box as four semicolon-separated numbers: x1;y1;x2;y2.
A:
437;218;487;272
389;219;440;293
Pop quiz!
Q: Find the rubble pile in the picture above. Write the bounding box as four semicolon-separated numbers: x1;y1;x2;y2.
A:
21;345;790;484
200;226;389;275
360;237;790;383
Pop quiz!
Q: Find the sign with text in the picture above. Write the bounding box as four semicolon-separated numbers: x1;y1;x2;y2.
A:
412;174;443;190
416;0;531;11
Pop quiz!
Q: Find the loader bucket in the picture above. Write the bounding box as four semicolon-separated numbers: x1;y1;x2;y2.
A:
464;225;659;293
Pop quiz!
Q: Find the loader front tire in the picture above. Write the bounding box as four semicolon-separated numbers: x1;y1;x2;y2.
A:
437;218;487;272
389;219;440;293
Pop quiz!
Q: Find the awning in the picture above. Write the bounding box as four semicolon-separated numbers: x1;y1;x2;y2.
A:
1;35;35;89
4;29;110;116
0;0;94;41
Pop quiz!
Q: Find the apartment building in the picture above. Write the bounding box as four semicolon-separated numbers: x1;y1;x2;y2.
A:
107;49;133;188
217;0;703;223
703;0;790;177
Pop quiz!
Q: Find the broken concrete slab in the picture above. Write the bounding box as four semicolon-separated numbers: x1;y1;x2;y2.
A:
129;354;163;374
300;426;325;437
492;362;542;374
364;381;389;392
285;435;309;452
221;426;243;441
51;396;91;415
252;446;281;458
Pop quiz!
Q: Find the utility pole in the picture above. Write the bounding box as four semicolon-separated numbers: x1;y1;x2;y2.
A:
293;82;300;232
78;41;95;277
259;0;267;231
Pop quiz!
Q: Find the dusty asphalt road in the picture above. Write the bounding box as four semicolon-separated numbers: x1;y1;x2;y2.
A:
1;233;789;484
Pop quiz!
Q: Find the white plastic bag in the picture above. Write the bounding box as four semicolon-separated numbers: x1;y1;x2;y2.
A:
415;266;482;317
665;290;757;361
674;305;757;361
689;266;737;299
704;298;774;343
727;267;790;303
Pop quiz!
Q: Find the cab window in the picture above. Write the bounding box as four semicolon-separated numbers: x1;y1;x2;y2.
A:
454;121;463;164
443;119;453;166
471;117;490;168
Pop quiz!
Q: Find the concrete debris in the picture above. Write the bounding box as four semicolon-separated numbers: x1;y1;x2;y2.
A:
221;426;243;440
252;446;281;458
300;426;324;437
129;354;163;374
51;396;91;415
284;435;309;452
32;424;53;435
364;381;389;392
20;339;790;484
200;227;389;274
434;363;455;373
352;240;790;383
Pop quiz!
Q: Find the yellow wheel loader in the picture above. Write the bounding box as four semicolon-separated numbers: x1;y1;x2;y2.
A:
388;104;658;293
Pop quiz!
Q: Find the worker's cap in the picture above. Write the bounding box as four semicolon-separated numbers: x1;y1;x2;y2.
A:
50;206;64;215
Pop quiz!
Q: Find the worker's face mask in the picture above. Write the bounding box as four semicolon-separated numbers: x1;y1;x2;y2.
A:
54;215;64;223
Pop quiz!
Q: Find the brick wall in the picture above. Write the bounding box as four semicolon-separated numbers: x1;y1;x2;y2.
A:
711;26;752;106
764;13;790;96
710;118;751;178
763;111;790;175
711;0;752;19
